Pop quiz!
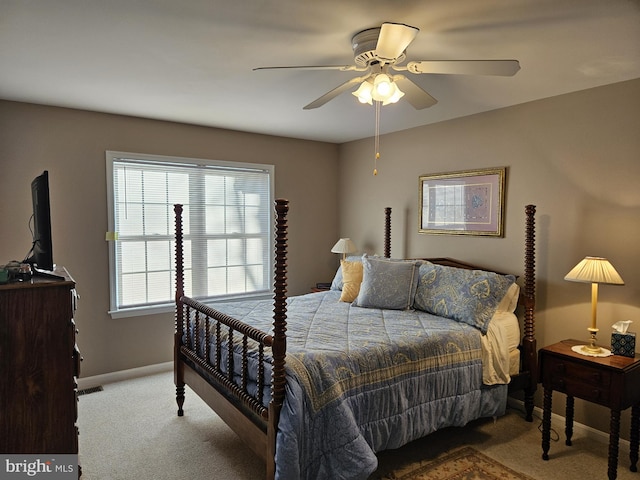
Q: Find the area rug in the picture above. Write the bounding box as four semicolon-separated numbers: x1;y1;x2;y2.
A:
382;446;535;480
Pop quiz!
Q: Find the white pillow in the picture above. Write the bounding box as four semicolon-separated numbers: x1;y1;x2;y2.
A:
496;282;520;313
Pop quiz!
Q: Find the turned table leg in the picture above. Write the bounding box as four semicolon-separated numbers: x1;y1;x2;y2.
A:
565;395;574;446
609;409;621;480
631;404;640;472
542;387;552;460
176;384;185;416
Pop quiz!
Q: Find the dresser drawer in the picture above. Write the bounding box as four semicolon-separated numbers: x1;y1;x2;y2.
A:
543;356;612;404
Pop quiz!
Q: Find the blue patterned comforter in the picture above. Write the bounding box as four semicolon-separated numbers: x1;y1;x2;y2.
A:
208;290;507;480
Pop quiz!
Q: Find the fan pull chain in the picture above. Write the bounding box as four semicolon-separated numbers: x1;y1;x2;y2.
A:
373;100;381;176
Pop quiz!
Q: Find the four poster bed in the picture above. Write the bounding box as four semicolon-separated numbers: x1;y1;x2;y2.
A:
173;200;537;480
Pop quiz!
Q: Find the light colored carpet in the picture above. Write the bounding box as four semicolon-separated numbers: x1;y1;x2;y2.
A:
77;371;635;479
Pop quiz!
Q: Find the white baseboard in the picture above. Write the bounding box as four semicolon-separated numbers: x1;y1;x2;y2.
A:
77;361;172;390
507;397;629;453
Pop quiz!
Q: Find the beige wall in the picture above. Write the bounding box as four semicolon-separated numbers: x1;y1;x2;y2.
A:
0;101;340;377
338;78;640;436
1;79;639;437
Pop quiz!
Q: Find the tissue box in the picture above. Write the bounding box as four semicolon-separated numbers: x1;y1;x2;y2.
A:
611;332;636;357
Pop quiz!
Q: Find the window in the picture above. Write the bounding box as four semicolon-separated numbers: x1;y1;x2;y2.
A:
106;151;274;318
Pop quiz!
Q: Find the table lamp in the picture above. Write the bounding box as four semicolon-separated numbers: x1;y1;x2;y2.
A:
331;238;357;261
564;256;624;355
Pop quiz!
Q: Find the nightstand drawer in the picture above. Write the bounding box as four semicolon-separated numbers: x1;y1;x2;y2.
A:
544;357;612;404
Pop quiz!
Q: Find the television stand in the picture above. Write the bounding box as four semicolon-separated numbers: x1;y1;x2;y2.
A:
32;267;66;281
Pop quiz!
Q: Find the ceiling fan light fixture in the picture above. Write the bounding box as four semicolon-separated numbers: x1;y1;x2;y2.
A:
352;80;373;104
354;75;404;106
382;83;404;105
372;74;393;101
256;21;520;113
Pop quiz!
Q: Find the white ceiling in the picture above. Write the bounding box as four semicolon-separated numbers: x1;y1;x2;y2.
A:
1;0;639;143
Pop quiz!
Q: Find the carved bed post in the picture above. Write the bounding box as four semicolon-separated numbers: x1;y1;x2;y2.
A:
174;204;185;416
384;207;391;258
522;204;537;422
267;198;289;480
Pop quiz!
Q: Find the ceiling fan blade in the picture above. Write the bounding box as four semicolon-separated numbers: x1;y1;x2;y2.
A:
393;76;438;110
303;75;370;110
406;60;520;76
254;65;363;72
375;23;419;62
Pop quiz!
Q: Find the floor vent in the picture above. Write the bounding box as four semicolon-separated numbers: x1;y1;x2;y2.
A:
78;386;104;396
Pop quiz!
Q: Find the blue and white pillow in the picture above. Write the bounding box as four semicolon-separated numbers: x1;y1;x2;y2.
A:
353;255;420;310
414;262;516;334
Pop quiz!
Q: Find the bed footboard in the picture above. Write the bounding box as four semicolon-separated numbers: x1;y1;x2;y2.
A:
178;297;273;418
173;200;289;480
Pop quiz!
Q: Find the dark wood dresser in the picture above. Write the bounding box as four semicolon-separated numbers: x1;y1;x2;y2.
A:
0;268;80;455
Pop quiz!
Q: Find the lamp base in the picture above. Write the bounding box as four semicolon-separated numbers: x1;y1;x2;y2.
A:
572;345;612;357
576;328;604;356
581;343;604;355
571;328;611;356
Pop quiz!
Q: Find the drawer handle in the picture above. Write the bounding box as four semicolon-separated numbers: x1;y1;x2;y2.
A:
73;346;82;377
555;363;565;373
590;372;601;382
592;389;601;399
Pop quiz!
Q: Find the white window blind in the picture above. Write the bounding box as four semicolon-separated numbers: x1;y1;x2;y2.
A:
106;151;274;318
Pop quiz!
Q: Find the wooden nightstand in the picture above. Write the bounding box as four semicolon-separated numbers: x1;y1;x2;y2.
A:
311;282;331;293
539;339;640;480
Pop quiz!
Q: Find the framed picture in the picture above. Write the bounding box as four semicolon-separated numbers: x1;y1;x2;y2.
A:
419;167;506;236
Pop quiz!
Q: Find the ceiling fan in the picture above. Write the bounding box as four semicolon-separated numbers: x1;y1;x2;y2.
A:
254;22;520;110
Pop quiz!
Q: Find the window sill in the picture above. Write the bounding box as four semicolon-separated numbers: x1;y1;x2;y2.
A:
108;292;274;319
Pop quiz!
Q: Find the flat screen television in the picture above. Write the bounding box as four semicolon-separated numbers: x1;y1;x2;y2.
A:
24;170;59;277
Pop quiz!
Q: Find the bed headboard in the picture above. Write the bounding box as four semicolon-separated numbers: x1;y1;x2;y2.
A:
382;206;519;277
382;205;534;285
417;257;514;277
382;204;537;419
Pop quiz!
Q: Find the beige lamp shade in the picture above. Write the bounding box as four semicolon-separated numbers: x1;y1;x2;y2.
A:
331;238;357;260
564;256;624;285
564;256;624;355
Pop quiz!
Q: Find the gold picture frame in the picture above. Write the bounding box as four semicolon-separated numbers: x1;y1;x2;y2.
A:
419;167;506;236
